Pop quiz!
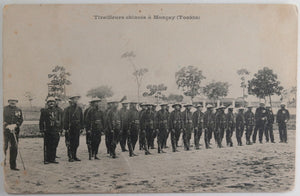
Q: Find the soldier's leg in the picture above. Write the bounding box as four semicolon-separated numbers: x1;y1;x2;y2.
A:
278;124;283;142
283;123;288;143
157;130;162;153
127;132;133;156
258;125;264;143
9;133;18;169
164;131;169;148
220;128;224;145
229;128;234;146
175;130;181;147
3;130;9;158
252;125;258;143
187;129;192;150
132;129;139;151
236;129;240;145
194;129;198;149
204;129;209;148
49;133;58;162
264;125;269;142
269;124;274;142
94;132;101;157
171;130;176;152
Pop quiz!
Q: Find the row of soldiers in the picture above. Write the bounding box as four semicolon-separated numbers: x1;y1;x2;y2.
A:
2;95;290;170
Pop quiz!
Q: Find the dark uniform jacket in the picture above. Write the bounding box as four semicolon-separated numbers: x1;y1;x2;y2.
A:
244;110;255;126
182;110;193;129
63;104;84;130
128;107;140;131
215;111;226;129
156;109;169;130
236;112;245;130
276;108;290;123
39;107;63;132
119;107;129;131
140;109;155;130
203;110;215;129
226;111;235;130
266;109;275;125
169;110;183;130
106;108;120;131
255;107;267;125
192;110;204;129
3;105;23;134
139;109;147;131
85;107;105;132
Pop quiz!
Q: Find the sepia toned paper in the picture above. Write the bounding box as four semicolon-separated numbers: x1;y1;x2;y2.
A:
2;4;297;194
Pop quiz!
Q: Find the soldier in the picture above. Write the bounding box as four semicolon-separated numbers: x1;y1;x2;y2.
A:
163;104;171;148
182;104;193;151
244;105;255;145
119;101;129;152
139;103;151;155
156;103;169;153
39;97;61;164
254;101;267;144
215;105;226;148
139;103;147;151
84;99;94;159
265;105;275;143
104;102;113;154
203;104;214;149
3;98;23;170
127;101;140;157
192;104;204;150
236;107;245;146
169;103;183;152
54;97;63;158
63;95;84;162
106;100;121;158
144;104;156;150
85;97;105;160
150;104;157;149
225;105;235;147
276;103;290;143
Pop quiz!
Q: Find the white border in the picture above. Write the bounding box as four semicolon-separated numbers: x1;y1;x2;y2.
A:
0;0;299;196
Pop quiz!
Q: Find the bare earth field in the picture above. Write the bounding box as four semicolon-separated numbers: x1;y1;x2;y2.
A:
3;129;295;194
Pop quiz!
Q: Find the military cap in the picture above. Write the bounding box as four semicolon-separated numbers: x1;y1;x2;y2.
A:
280;102;286;106
47;96;56;103
8;97;18;103
121;101;129;105
206;104;214;108
69;94;81;99
259;100;265;106
160;103;168;106
90;97;101;103
172;103;182;108
184;103;193;107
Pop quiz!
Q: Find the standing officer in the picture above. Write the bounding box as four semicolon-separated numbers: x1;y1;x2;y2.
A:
276;103;290;143
182;104;193;151
54;97;63;158
106;100;121;158
139;103;151;155
85;97;105;160
163;104;171;148
169;103;183;152
244;105;255;145
236;107;245;146
215;105;226;148
84;99;95;159
225;105;235;147
127;101;140;157
254;101;267;143
143;104;155;150
63;95;84;162
3;98;23;170
139;103;148;151
265;105;275;143
192;104;204;150
39;97;61;164
119;101;129;152
203;104;214;149
156;103;169;153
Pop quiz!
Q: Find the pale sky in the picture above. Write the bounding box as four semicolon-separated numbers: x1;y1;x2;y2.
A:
3;4;297;106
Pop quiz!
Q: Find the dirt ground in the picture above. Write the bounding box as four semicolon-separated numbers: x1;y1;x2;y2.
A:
2;129;295;194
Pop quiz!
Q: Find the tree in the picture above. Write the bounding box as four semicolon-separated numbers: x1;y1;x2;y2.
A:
143;84;168;103
86;85;114;99
175;65;206;102
203;81;230;104
48;65;72;100
24;91;35;108
248;67;283;107
121;51;148;103
167;93;184;103
237;68;250;106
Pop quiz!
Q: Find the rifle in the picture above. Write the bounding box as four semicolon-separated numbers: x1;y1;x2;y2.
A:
11;128;25;170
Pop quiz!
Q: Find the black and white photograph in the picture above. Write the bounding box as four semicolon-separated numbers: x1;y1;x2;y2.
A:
1;3;298;194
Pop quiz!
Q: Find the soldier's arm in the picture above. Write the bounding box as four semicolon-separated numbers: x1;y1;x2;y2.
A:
39;109;45;131
17;109;24;127
62;108;69;130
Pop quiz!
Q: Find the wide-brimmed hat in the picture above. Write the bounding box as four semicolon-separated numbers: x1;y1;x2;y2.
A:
206;104;214;108
172;103;182;108
69;94;81;100
280;102;286;106
8;97;18;103
90;97;101;103
194;104;203;108
160;103;168;106
238;107;245;110
184;103;193;107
